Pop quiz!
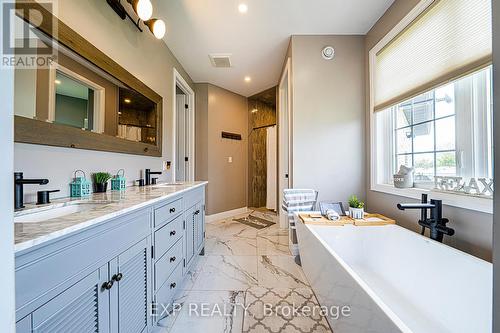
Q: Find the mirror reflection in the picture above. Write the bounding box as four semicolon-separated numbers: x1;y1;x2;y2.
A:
13;17;159;146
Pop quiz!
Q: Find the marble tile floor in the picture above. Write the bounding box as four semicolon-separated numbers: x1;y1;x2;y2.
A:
154;211;332;333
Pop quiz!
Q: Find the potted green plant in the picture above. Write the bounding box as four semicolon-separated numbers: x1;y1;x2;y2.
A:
92;172;112;193
348;195;365;219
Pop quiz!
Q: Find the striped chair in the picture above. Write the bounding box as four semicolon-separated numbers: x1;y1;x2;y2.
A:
282;189;318;258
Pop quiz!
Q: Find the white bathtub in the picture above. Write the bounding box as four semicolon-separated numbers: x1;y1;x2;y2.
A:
296;219;492;333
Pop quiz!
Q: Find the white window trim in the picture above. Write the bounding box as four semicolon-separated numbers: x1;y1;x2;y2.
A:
369;0;493;214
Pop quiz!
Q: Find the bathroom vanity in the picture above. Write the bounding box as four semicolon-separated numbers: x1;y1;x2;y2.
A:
14;182;207;332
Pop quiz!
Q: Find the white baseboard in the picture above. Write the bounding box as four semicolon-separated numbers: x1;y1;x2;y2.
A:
206;207;249;223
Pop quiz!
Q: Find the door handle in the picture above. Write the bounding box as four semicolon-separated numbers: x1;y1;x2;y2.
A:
170;230;176;236
170;282;177;289
170;256;176;263
169;207;176;213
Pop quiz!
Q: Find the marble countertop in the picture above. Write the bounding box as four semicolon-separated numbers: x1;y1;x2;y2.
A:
14;181;207;253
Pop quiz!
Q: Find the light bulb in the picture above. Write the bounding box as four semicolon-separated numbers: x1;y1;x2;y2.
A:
130;0;153;21
146;19;166;39
244;76;251;82
238;3;248;13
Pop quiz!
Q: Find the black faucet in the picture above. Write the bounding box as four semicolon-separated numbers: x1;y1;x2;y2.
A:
397;194;454;242
14;172;49;209
144;169;162;186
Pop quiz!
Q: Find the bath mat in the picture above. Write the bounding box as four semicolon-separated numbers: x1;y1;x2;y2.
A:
234;215;275;229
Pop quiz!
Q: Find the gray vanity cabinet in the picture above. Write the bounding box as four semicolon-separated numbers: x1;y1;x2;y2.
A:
110;237;152;333
185;201;205;270
18;264;110;333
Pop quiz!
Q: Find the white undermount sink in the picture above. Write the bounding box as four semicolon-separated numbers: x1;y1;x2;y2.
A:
14;203;106;223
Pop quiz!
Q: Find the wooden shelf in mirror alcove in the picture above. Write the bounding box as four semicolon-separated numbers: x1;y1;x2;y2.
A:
14;0;163;157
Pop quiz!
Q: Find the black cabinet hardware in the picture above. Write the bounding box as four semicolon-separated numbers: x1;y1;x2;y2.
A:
170;256;176;263
170;282;176;289
170;230;176;236
170;207;176;213
112;273;123;282
101;281;113;290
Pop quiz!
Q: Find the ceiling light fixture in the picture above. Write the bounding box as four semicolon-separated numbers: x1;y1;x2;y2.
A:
54;79;61;85
251;108;258;113
106;0;166;40
244;76;251;83
128;0;153;21
145;19;166;39
124;98;132;103
238;3;248;13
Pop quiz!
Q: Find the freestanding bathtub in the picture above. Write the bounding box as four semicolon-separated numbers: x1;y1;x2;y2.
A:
296;218;492;333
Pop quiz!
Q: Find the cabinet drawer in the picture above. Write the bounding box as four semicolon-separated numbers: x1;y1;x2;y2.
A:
155;238;183;292
154;198;182;227
154;215;183;259
183;187;204;210
155;262;183;315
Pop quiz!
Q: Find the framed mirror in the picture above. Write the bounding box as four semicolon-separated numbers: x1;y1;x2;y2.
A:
13;1;162;156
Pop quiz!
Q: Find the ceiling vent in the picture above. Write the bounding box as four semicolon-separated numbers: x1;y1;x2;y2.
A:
209;54;232;68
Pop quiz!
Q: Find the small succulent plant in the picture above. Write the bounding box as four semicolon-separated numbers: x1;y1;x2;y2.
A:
348;195;365;209
92;172;112;184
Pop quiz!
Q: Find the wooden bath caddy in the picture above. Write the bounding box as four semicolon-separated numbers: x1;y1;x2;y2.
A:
298;213;395;226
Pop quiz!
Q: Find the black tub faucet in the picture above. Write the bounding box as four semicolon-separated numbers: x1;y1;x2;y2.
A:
14;172;49;209
145;169;162;186
397;194;454;243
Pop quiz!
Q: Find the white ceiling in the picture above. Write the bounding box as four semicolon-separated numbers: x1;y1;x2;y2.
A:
156;0;394;97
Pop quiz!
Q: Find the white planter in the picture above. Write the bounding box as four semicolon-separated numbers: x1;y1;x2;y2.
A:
349;207;364;219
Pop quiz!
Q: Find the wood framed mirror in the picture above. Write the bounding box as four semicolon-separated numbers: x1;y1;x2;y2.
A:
13;1;163;157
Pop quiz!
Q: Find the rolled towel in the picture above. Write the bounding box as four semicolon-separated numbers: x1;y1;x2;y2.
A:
325;209;340;221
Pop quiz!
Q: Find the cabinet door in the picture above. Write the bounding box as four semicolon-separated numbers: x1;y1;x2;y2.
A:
185;205;195;268
110;237;151;333
31;264;109;333
194;203;205;253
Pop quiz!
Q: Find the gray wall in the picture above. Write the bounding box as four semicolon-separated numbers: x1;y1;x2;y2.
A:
493;0;499;330
290;35;366;206
0;0;16;327
364;0;493;261
14;0;194;200
195;83;248;215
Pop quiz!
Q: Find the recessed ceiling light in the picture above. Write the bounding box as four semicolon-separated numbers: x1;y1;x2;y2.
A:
124;98;132;103
238;3;248;13
54;79;61;85
251;108;258;113
244;76;251;82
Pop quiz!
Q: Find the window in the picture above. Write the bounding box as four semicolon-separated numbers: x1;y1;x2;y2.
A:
369;0;493;212
375;66;493;189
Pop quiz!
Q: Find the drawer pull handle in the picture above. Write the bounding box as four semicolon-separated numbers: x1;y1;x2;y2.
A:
101;281;113;290
194;210;200;215
170;256;176;262
112;273;123;282
170;207;176;213
170;230;176;236
170;282;177;289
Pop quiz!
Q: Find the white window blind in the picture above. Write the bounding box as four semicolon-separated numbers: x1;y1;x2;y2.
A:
374;0;492;111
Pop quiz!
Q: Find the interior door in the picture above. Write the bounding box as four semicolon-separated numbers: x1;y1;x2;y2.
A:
176;94;186;182
279;59;292;228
